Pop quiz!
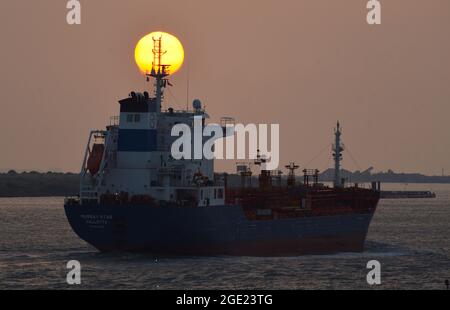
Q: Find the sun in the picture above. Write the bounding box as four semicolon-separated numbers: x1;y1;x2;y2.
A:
134;31;185;76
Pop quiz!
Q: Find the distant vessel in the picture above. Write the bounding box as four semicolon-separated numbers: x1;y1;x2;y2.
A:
380;191;436;199
64;36;380;256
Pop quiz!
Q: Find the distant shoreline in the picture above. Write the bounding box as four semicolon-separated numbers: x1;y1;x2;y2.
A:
0;171;79;198
1;170;449;198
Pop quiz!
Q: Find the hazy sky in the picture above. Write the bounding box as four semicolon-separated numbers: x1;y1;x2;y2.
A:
0;0;449;174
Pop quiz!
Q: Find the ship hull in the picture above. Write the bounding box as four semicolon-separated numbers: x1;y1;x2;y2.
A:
64;204;375;256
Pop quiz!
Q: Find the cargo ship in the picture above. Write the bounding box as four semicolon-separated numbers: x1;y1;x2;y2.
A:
64;36;380;256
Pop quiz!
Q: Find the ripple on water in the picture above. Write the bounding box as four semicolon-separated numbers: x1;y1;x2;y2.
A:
0;190;449;290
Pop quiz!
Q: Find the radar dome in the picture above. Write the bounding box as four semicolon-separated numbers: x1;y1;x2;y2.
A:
193;99;202;111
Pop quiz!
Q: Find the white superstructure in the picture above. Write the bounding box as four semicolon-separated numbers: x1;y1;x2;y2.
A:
79;36;226;207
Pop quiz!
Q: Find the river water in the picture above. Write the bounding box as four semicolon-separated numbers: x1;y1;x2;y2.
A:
0;183;449;290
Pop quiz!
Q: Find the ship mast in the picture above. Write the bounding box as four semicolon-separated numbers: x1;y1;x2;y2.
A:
333;121;344;188
146;36;171;112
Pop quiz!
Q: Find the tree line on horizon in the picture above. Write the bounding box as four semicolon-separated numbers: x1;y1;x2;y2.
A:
1;168;450;197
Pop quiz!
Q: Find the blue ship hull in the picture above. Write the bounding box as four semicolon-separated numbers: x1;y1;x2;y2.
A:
64;204;375;256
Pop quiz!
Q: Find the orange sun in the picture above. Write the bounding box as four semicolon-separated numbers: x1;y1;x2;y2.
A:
134;31;185;76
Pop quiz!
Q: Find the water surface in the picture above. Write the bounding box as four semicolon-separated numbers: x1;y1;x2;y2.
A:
0;184;449;290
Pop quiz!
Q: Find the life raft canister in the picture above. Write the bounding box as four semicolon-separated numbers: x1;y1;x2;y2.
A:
87;144;105;175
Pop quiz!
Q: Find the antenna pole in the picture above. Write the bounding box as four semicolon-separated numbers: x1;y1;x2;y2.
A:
155;73;163;112
186;62;190;111
333;122;343;188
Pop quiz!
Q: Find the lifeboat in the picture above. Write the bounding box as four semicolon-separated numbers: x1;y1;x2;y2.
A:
87;144;105;175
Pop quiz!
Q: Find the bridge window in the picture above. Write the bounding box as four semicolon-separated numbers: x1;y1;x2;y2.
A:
126;114;141;123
